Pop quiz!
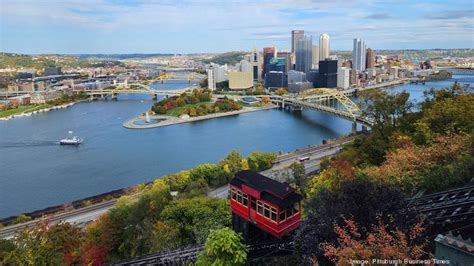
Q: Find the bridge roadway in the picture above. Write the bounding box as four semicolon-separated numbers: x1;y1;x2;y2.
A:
0;136;355;239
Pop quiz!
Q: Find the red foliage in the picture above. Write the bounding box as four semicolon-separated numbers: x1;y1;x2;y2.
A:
81;243;109;266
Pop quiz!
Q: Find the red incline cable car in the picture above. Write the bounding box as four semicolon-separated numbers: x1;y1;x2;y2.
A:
229;170;303;238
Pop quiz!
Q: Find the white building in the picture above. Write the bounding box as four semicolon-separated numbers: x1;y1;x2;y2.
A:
236;60;252;73
207;65;216;91
250;48;263;81
337;67;350;89
319;33;330;60
352;38;367;72
312;45;320;69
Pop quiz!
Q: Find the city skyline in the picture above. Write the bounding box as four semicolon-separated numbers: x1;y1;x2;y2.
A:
1;0;473;54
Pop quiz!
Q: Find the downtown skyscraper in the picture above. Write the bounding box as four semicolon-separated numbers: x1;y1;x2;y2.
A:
352;38;367;71
319;33;330;60
291;30;304;54
295;36;313;73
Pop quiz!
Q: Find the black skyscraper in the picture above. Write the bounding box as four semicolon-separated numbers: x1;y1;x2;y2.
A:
318;59;337;88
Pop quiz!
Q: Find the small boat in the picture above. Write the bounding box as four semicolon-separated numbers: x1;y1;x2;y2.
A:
60;136;83;145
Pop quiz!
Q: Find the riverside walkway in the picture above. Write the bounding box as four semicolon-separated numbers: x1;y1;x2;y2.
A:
123;106;278;129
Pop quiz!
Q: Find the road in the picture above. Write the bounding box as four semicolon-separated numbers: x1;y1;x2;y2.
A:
1;136;353;239
0;199;116;239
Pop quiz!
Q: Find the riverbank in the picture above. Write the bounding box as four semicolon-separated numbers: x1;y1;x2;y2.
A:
0;101;84;121
123;105;278;129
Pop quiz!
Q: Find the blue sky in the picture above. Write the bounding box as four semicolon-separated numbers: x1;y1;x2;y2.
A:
1;0;473;54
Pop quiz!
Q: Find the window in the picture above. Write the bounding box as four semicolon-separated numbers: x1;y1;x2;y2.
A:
251;198;256;210
279;209;286;222
257;201;263;214
264;207;270;218
293;203;299;215
237;191;242;203
231;188;237;200
231;189;248;208
242;194;248;206
271;208;277;222
286;206;293;218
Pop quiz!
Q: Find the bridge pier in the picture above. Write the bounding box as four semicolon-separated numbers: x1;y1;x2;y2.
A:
352;122;357;134
152;94;158;100
111;93;118;100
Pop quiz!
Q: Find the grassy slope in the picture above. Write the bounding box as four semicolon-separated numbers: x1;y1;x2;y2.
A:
0;104;52;118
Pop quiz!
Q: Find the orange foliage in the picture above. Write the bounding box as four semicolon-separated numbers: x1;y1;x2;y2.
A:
321;218;430;265
309;160;356;193
365;134;471;192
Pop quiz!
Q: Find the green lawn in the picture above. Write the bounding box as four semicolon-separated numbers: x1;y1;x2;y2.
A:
0;104;51;118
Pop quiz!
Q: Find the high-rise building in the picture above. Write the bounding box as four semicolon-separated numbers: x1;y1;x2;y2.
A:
287;70;306;84
366;48;375;69
207;65;216;91
295;36;313;73
266;58;286;75
262;47;276;79
319;33;330;60
265;71;287;89
251;48;263;81
277;51;292;73
291;30;305;54
312;45;320;69
352;38;367;71
236;60;252;73
318;59;337;88
337;67;350;89
228;71;253;90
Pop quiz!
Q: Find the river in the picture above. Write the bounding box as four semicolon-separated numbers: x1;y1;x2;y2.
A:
0;74;469;218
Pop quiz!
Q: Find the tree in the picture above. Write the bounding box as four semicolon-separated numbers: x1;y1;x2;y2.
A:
247;151;277;172
261;96;270;105
14;214;31;224
160;197;231;246
296;180;423;264
7;221;84;265
321;218;430;265
289;162;307;193
309;159;356;194
275;88;288;96
189;163;224;186
219;150;244;177
196;227;248;266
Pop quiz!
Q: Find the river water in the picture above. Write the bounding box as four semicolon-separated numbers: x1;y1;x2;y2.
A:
0;75;468;217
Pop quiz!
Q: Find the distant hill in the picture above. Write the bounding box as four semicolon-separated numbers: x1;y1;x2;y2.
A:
200;51;247;65
75;54;174;60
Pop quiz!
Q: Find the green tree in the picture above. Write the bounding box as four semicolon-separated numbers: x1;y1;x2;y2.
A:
289;162;307;193
160;197;231;245
247;151;277;172
196;227;248;266
219;150;244;177
189;163;225;187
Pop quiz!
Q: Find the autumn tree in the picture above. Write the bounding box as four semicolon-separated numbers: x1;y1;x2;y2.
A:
247;151;277;172
196;227;248;266
296;180;423;264
321;218;430;265
275;88;288;96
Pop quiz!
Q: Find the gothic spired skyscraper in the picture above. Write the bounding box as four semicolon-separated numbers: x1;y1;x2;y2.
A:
319;33;330;60
291;30;305;54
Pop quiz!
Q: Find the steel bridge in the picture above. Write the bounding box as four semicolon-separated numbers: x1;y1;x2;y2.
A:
255;88;374;129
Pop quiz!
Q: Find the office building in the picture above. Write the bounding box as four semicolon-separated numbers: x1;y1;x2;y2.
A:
228;71;253;90
236;60;252;73
312;45;319;69
319;33;330;60
366;48;375;69
288;81;312;93
295;36;313;73
319;59;337;88
265;71;287;90
337;67;350;89
291;30;305;53
277;51;292;73
352;38;367;71
262;47;276;78
266;58;286;74
306;69;320;87
350;69;358;86
251;48;263;81
44;66;62;76
287;70;306;84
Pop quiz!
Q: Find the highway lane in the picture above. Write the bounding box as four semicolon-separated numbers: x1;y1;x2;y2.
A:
0;199;116;239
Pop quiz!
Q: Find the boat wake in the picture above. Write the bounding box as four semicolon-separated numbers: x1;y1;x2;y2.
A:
0;140;59;148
